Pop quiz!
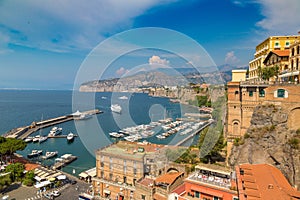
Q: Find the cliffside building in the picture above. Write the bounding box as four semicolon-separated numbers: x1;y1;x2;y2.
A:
248;35;300;80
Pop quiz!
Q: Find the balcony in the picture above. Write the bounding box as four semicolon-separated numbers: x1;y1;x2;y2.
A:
92;177;136;191
279;70;299;78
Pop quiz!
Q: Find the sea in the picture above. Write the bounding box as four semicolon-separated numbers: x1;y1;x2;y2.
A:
0;90;202;175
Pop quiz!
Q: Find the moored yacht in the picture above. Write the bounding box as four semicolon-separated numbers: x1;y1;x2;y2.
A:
67;132;75;142
39;136;48;143
42;151;58;159
27;150;43;158
24;136;34;143
111;104;122;114
48;127;62;137
32;135;41;143
118;96;128;100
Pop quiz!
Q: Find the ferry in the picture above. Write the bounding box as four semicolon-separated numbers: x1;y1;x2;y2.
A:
111;104;122;114
48;127;62;137
27;150;43;158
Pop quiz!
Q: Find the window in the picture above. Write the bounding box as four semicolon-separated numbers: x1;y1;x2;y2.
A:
101;171;104;178
277;89;285;98
213;197;219;200
285;41;290;47
249;91;253;97
235;91;239;95
297;46;300;55
194;191;200;198
233;197;239;200
123;176;127;184
275;42;279;47
259;89;265;97
141;195;146;200
109;173;113;180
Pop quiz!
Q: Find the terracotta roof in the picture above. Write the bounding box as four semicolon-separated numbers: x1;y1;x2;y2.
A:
156;172;184;185
237;164;300;200
172;183;186;195
138;177;154;187
272;50;290;57
25;163;40;171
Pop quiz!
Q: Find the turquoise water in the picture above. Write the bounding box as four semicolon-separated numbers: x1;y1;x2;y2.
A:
0;90;200;175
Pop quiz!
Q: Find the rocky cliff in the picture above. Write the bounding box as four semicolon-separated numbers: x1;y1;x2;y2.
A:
229;104;300;189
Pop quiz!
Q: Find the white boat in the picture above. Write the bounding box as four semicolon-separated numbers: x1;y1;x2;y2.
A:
24;136;34;143
75;113;92;120
156;135;166;139
111;104;122;114
32;135;41;142
42;151;58;159
27;150;43;158
109;132;124;138
67;132;75;142
118;96;128;100
48;127;62;137
39;136;48;143
101;96;107;99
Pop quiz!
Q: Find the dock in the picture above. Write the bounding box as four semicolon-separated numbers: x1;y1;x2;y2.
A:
2;109;102;140
47;134;78;138
52;154;77;170
175;120;214;146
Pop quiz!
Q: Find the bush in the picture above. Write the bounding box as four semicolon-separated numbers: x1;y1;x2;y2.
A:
296;129;300;135
244;133;250;139
288;138;299;149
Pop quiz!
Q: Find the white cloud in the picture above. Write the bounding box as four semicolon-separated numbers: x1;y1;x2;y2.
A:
0;0;176;52
225;51;239;64
148;55;170;66
256;0;300;34
116;67;129;76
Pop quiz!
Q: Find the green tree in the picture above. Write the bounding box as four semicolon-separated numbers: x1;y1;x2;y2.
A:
23;170;35;186
5;163;25;182
0;138;26;156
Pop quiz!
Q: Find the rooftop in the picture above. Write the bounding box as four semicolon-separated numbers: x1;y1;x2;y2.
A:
156;172;184;185
237;164;300;200
137;177;154;187
97;141;167;160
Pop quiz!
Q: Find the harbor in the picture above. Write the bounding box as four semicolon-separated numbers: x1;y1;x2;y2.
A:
3;109;102;140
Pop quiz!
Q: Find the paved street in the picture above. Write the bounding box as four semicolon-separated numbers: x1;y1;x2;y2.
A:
0;179;91;200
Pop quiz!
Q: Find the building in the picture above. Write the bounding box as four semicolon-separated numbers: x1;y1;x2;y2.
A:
285;40;300;83
236;164;300;200
92;141;185;200
263;50;290;82
248;35;300;80
172;165;238;200
226;69;300;156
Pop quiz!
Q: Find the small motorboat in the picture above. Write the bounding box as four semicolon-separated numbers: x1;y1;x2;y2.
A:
32;135;41;143
24;136;34;143
42;151;58;159
39;136;48;143
27;150;43;158
67;132;74;142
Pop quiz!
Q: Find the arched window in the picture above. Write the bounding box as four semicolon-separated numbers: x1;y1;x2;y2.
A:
292;48;295;56
233;121;240;136
259;89;265;97
277;89;285;98
297;46;300;55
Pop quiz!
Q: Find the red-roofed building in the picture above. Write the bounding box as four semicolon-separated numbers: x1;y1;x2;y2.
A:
171;165;238;200
236;164;300;200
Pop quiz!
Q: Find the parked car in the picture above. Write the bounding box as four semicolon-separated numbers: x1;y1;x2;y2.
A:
52;190;61;197
44;193;53;199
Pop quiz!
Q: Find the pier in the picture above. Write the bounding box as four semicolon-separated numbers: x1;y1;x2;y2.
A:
3;109;102;140
175;120;214;146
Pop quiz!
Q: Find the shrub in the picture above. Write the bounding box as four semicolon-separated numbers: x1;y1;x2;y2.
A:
288;138;299;149
244;133;250;139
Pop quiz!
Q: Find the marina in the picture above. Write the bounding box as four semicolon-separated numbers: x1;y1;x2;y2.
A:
3;109;102;140
52;154;78;170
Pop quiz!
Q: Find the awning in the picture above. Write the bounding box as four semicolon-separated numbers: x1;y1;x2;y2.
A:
47;172;62;179
103;189;111;194
34;180;51;188
57;174;67;180
79;172;89;179
279;71;299;78
48;177;56;182
34;176;45;182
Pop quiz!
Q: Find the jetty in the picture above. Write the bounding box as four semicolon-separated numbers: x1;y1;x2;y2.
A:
3;109;102;140
175;120;214;146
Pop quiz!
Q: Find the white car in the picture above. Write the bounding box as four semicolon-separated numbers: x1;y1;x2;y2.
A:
52;190;61;197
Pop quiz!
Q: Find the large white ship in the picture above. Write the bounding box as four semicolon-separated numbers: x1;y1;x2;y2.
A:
111;104;122;114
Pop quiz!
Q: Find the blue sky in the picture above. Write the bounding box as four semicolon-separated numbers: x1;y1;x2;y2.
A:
0;0;299;89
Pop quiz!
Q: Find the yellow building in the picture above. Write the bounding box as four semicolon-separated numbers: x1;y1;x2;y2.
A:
248;35;300;80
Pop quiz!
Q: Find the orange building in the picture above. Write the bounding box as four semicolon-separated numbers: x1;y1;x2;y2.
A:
172;165;238;200
236;164;300;200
